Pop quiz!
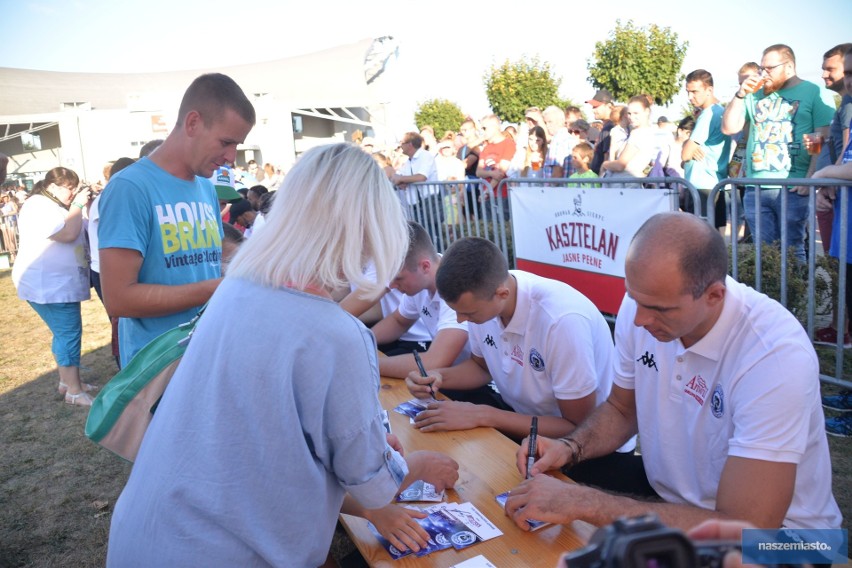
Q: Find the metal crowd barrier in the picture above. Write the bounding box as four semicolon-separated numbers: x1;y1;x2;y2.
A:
408;175;851;389
708;178;852;389
402;179;509;257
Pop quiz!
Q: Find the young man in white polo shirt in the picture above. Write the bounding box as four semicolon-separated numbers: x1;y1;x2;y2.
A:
405;237;628;451
505;212;841;531
372;222;469;378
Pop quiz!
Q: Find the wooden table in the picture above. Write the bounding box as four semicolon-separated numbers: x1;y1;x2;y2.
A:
339;377;587;567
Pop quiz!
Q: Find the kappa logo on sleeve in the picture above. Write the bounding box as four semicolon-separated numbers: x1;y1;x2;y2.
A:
636;351;658;371
421;306;432;317
483;334;496;348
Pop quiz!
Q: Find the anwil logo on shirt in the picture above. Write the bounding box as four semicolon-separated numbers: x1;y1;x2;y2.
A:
684;375;708;406
511;344;524;367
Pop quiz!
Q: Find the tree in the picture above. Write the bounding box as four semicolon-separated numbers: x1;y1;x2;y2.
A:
587;20;688;106
413;99;466;140
483;57;569;124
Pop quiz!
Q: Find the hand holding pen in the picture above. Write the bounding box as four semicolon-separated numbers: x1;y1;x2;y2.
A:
525;416;538;479
412;350;436;399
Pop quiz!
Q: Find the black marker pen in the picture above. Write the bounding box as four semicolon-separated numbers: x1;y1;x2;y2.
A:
526;416;538;479
412;350;435;398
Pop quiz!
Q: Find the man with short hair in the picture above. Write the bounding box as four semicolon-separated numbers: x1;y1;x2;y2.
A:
587;89;615;175
457;119;481;179
813;43;852;254
392;132;440;236
99;73;256;366
457;118;483;220
405;238;632;459
505;212;841;531
476;114;515;219
682;69;732;232
371;222;469;378
542;106;571;178
227;199;258;238
814;48;852;436
722;44;835;262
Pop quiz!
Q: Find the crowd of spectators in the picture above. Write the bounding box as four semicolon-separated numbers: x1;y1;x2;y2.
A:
2;41;851;566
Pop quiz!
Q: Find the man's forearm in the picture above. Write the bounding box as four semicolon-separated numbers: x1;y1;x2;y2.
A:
395;174;426;185
104;279;221;319
484;408;578;439
371;316;410;346
380;353;422;379
576;486;737;531
721;96;746;135
565;398;638;462
434;358;491;390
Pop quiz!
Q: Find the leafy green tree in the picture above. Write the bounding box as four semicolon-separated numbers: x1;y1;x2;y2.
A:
483;58;568;123
413;99;466;140
587;20;688;106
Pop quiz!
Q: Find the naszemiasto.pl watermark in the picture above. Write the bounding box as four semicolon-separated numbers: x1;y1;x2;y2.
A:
742;528;848;564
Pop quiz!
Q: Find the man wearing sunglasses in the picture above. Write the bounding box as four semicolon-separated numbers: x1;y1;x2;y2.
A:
722;43;834;263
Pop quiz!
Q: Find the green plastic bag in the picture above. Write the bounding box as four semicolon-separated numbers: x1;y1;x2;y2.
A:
85;309;203;462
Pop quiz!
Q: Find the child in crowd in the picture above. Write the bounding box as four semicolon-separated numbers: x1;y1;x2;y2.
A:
568;142;600;187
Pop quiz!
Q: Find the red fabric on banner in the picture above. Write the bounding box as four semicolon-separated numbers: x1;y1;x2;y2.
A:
516;258;625;315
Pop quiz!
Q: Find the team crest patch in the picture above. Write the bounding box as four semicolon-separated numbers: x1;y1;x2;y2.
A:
711;385;724;418
529;348;545;372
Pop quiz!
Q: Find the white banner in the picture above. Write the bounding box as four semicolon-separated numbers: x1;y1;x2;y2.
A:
511;185;672;278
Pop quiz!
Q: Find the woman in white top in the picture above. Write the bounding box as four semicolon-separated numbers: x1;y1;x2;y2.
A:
12;167;94;406
601;95;657;186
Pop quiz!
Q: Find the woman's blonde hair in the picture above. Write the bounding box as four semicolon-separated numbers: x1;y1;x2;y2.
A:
226;143;408;299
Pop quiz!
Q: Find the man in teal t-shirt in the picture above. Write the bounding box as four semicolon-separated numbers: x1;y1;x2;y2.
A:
722;44;834;262
98;74;255;365
683;69;732;230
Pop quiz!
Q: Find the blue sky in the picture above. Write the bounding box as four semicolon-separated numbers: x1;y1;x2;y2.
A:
2;0;850;125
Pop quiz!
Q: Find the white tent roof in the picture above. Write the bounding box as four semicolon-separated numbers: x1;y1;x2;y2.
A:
0;38;378;115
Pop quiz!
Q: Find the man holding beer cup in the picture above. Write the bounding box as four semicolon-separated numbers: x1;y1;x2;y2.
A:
721;43;835;262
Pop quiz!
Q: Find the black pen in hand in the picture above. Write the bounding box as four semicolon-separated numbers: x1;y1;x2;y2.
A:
526;416;538;479
412;350;435;399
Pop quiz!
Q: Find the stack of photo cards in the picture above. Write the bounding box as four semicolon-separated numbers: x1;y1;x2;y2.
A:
369;501;502;560
495;491;550;531
393;398;429;423
397;480;444;503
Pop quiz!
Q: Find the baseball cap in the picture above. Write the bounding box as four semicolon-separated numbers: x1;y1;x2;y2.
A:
211;166;241;202
586;89;614;108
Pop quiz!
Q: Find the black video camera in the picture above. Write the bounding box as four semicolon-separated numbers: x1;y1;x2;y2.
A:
564;514;803;568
